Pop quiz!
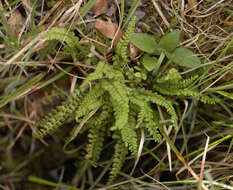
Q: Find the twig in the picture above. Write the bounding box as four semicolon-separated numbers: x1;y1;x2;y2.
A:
7;124;27;152
200;71;229;93
157;105;172;171
130;129;145;176
198;135;210;189
151;0;170;28
37;0;64;28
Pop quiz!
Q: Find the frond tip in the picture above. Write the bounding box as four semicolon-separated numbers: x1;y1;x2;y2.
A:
35;89;81;138
107;136;128;185
43;27;79;47
114;16;136;64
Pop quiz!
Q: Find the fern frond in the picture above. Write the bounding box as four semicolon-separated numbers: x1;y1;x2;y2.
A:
75;83;104;122
83;104;113;161
154;69;217;104
141;89;178;129
130;96;162;142
81;62;125;89
120;112;138;155
81;61;106;89
107;135;128;185
87;104;113;126
154;85;218;104
144;110;162;142
176;75;198;88
43;27;78;47
155;72;198;92
157;68;182;83
35;89;81;138
156;68;198;89
128;95;146;128
114;16;136;64
154;84;180;95
101;80;129;130
85;124;106;162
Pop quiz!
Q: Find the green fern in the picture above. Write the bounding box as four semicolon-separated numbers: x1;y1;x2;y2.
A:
101;80;129;131
132;97;162;142
85;105;112;161
157;68;182;83
107;135;128;185
75;83;104;122
120;111;138;155
43;27;79;47
35;89;81;138
114;16;136;65
80;61;106;89
154;68;218;104
140;89;178;129
81;62;125;90
85;124;106;162
35;17;220;185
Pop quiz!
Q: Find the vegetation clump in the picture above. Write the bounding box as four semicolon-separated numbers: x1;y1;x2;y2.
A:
35;17;218;184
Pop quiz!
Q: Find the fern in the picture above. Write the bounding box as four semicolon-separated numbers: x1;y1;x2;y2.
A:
81;62;125;89
131;97;162;142
107;135;128;185
120;111;138;155
85;124;106;162
85;105;113;161
35;17;220;185
154;68;218;104
87;104;113;127
35;89;81;138
114;16;136;65
157;68;182;83
43;27;79;47
75;83;104;122
100;80;129;131
80;61;106;89
176;75;199;88
140;89;178;129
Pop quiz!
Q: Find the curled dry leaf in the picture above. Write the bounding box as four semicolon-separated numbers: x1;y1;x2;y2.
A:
94;19;118;39
130;43;139;60
8;10;25;35
93;0;108;16
94;19;123;46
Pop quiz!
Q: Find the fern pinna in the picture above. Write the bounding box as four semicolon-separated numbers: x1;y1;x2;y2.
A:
35;17;217;184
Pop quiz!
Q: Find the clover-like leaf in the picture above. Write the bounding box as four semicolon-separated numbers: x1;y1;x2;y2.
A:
130;33;157;53
141;54;158;71
172;47;201;68
158;29;180;52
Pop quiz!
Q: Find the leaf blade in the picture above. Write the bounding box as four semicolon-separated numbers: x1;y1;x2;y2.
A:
171;47;201;68
141;54;158;71
130;33;157;53
158;29;180;52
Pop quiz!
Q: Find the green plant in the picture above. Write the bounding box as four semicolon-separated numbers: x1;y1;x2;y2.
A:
35;17;218;184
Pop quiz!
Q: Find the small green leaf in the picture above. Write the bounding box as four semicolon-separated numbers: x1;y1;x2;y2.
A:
134;72;142;78
158;29;180;52
141;55;158;71
171;47;201;68
130;33;157;53
134;72;147;80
